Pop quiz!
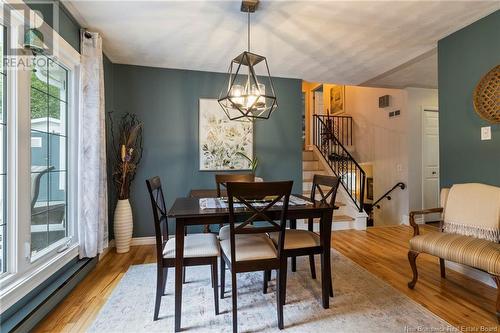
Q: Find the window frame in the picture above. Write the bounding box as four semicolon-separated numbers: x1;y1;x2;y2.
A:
0;1;81;312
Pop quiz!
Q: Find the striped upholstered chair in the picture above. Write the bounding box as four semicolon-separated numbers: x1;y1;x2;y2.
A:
407;183;500;323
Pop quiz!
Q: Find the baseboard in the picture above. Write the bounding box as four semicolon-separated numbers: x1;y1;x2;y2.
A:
101;236;156;260
445;261;496;288
130;236;156;246
5;257;97;333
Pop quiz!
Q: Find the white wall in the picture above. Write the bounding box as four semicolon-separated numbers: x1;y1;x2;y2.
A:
405;88;439;212
345;86;408;226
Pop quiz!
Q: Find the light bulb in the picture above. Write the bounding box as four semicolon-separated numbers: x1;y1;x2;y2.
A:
229;85;244;107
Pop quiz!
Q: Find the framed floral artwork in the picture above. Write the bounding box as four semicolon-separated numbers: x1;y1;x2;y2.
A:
199;99;253;171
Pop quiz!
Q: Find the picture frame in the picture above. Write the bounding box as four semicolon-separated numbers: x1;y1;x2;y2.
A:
198;98;253;171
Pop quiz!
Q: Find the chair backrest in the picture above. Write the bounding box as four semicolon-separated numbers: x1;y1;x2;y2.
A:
442;183;500;242
310;174;340;206
146;176;169;261
215;173;255;197
226;181;293;263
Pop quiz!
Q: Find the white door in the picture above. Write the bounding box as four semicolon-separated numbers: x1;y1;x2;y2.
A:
422;109;440;221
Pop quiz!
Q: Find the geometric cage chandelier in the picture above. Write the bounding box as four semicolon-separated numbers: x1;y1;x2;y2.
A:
218;0;278;121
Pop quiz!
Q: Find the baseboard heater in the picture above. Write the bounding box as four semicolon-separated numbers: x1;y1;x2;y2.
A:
1;256;98;333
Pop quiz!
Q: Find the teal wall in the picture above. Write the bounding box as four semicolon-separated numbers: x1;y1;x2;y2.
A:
107;64;303;237
438;10;500;187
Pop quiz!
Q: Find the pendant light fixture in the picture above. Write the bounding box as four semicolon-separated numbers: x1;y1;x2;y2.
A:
218;0;278;121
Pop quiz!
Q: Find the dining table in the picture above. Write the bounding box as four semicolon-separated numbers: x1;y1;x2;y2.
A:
167;190;335;332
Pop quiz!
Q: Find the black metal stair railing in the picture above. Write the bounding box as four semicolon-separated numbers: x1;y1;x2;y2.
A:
313;115;365;212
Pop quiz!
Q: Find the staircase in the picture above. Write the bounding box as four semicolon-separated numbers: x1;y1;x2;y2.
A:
301;150;366;231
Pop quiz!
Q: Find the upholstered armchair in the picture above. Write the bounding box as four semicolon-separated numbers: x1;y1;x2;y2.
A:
407;183;500;323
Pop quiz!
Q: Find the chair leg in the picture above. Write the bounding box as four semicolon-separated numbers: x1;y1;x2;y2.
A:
492;275;499;324
183;266;186;284
277;260;287;329
267;270;272;282
231;271;238;333
439;258;446;278
162;267;169;296
154;267;163;321
280;261;288;306
220;257;225;299
407;251;420;289
290;219;297;273
309;255;316;279
211;259;219;315
329;274;333;298
263;270;269;294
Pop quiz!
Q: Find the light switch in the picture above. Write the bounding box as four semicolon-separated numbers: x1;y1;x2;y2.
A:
481;126;491;141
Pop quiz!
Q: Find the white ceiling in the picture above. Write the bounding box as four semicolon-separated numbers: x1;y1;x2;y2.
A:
361;49;438;89
64;1;499;85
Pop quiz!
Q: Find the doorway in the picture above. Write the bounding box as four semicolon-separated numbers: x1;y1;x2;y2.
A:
422;107;440;222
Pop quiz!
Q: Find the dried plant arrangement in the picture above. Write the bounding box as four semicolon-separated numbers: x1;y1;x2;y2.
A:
109;112;143;200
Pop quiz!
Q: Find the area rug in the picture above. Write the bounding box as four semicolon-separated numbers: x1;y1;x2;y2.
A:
88;250;456;332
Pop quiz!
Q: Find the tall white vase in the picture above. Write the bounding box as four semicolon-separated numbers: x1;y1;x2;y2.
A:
114;199;133;253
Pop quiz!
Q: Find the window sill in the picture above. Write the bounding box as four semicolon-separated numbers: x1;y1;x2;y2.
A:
0;244;79;314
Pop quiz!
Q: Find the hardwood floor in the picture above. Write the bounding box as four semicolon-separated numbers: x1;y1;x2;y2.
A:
33;225;499;332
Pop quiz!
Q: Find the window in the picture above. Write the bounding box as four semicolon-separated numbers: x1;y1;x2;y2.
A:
0;3;81;311
0;25;6;274
30;56;69;256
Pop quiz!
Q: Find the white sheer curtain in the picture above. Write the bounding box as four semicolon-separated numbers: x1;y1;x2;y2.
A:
78;30;108;258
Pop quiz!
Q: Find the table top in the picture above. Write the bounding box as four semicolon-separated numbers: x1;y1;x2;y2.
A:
189;189;226;198
168;194;333;219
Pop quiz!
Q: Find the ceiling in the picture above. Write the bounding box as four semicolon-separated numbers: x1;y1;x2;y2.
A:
64;1;499;85
361;49;438;89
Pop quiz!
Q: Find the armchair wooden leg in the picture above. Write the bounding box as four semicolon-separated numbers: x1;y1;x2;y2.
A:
220;258;225;299
439;258;446;278
492;275;499;324
407;251;420;289
211;259;219;315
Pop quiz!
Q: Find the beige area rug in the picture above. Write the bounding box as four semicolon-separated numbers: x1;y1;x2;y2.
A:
88;249;457;332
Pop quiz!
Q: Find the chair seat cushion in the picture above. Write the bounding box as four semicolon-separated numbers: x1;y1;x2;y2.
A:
220;234;277;262
163;233;219;259
269;229;320;250
409;232;500;275
218;224;253;241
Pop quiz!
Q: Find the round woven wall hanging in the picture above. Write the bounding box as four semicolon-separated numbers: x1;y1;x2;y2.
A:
473;64;500;124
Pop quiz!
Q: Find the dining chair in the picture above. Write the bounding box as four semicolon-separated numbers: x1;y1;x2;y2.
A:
146;176;220;321
213;173;255;235
215;173;255;197
220;181;293;332
265;174;340;303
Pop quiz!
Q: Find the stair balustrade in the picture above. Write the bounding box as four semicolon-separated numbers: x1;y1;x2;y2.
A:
313;115;365;212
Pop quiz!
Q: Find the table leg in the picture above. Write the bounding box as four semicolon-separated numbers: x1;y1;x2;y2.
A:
290;219;297;272
320;210;333;309
174;219;185;331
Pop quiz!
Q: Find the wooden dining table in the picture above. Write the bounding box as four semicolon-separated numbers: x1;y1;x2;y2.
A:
168;191;334;332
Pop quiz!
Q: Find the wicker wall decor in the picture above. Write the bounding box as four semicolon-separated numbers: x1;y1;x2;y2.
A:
473;64;500;124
